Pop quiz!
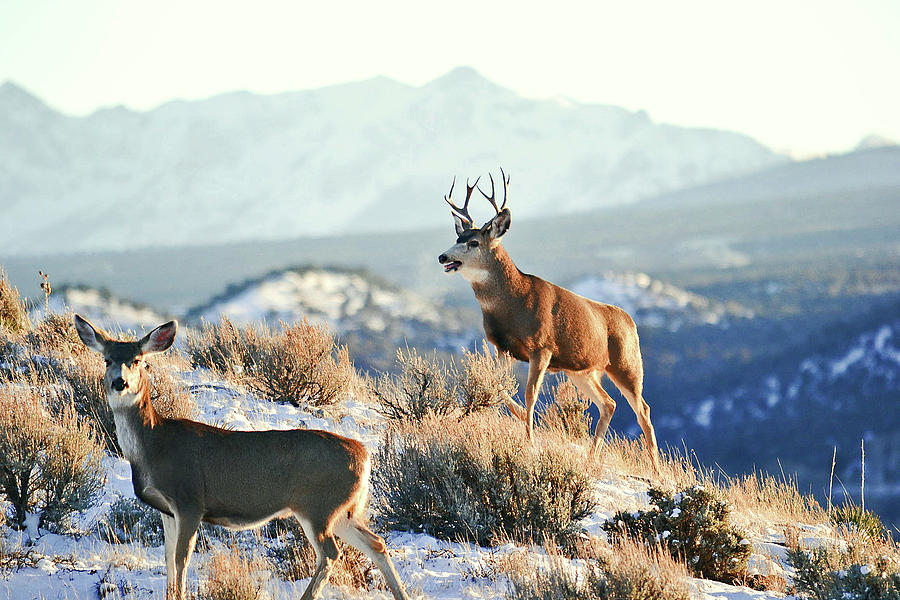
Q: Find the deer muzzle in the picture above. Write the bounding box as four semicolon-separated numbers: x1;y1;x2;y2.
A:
438;254;462;273
112;377;127;392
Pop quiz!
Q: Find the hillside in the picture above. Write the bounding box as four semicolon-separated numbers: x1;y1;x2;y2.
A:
0;69;783;256
3;300;890;600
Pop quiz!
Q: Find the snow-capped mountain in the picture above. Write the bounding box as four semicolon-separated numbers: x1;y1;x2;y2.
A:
0;68;784;256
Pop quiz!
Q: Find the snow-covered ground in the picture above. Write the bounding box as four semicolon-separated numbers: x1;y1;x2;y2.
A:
1;359;826;600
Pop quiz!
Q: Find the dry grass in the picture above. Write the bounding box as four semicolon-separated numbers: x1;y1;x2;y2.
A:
199;545;270;600
148;358;197;421
0;270;30;336
25;310;89;360
373;411;597;547
506;537;692;600
600;435;828;537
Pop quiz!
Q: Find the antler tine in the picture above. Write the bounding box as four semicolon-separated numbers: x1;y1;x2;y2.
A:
445;175;477;227
478;169;510;214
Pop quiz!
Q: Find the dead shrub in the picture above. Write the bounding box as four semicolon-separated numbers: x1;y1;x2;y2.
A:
374;347;459;421
373;413;596;548
541;380;590;439
199;545;270;600
0;271;30;336
459;341;517;416
0;386;105;532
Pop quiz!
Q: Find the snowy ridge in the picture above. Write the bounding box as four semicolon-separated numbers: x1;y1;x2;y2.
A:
190;267;476;356
571;272;753;330
42;287;167;333
694;319;900;428
0;69;783;256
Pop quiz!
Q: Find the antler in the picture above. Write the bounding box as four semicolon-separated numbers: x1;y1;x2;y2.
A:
477;167;510;214
444;175;481;228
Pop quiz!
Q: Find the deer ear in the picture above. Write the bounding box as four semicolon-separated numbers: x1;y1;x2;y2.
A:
74;314;108;353
452;213;469;237
140;321;178;354
483;208;511;240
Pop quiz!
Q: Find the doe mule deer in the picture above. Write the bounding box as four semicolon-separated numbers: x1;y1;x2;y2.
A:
74;314;410;600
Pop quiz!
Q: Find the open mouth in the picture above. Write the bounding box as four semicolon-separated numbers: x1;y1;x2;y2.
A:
443;261;462;273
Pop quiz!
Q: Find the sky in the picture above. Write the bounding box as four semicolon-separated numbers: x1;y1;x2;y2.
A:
1;0;898;156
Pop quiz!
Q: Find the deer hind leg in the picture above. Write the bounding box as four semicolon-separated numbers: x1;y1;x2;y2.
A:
524;350;552;443
295;514;340;600
605;366;660;473
334;517;411;600
568;371;617;455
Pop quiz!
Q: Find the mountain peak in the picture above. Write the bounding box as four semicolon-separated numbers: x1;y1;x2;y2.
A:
0;80;51;113
856;133;898;151
426;66;499;90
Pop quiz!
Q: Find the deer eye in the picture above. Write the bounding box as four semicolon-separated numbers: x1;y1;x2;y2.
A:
132;359;141;367
467;240;479;248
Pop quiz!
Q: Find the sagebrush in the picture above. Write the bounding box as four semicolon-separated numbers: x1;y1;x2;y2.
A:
540;379;590;439
603;485;751;583
187;318;353;407
458;341;517;415
788;528;900;600
373;413;596;547
0;386;105;531
374;347;459;421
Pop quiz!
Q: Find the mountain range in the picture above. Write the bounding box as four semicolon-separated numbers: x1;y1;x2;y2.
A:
0;67;784;256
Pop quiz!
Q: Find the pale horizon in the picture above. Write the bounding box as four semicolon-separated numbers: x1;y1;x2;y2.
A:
2;0;898;157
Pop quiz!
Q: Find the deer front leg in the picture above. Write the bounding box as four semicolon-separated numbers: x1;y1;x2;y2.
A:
169;511;201;600
524;350;552;443
161;513;176;593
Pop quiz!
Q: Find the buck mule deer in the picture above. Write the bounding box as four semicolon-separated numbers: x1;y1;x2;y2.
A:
437;170;660;471
74;315;410;600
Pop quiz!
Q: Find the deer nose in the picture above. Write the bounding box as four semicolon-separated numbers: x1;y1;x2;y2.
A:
112;377;127;391
438;254;447;264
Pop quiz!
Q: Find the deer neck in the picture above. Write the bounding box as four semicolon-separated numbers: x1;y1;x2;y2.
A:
470;245;528;307
109;375;162;462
